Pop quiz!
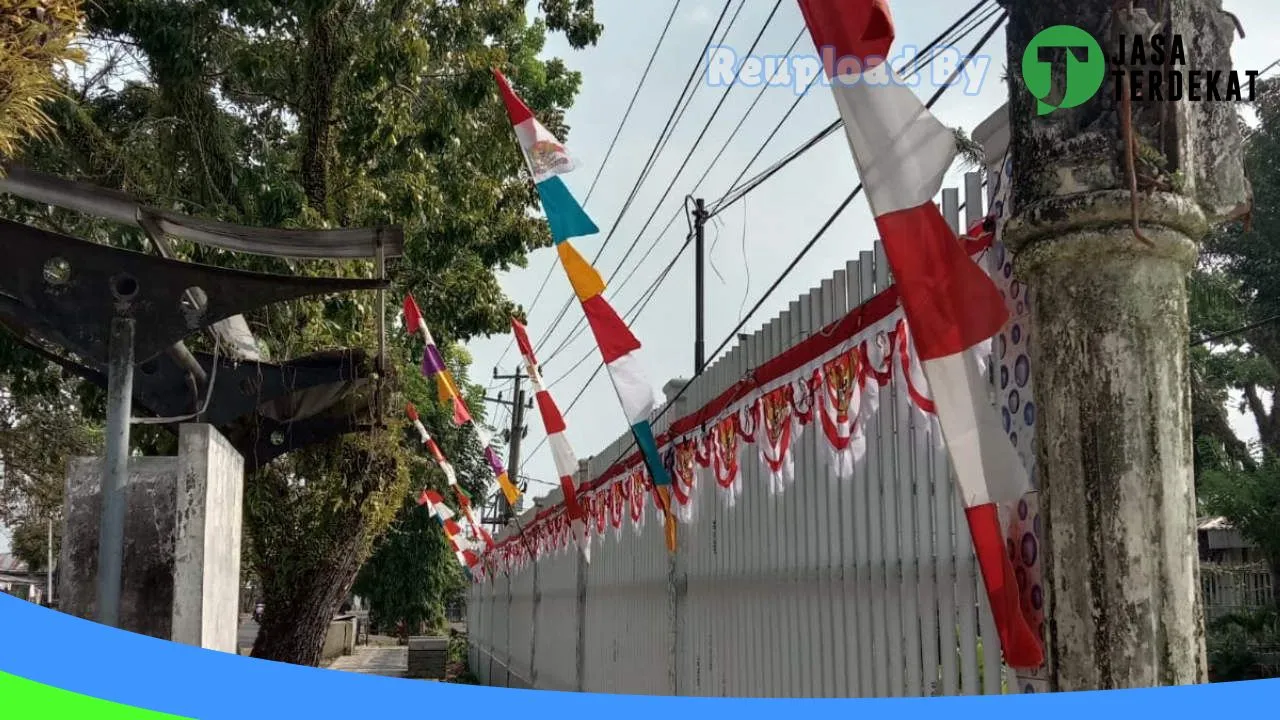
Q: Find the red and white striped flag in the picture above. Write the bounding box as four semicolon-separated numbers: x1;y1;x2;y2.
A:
510;317;591;559
797;0;1042;669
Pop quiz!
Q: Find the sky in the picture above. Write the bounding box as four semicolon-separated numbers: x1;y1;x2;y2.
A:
465;0;1280;511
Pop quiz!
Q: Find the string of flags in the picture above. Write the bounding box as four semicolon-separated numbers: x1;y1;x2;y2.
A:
406;402;494;573
511;317;592;560
473;6;1043;669
493;67;678;553
471;221;994;575
419;487;480;577
396;1;1043;672
406;404;495;545
798;0;1040;669
403;294;522;509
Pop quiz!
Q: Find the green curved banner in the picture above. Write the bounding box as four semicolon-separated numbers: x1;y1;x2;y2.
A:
0;671;190;719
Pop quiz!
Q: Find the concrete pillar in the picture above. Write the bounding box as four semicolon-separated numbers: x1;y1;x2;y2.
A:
663;378;690;697
529;542;539;687
574;459;590;693
59;424;245;652
171;424;245;653
61;456;178;639
1000;0;1249;690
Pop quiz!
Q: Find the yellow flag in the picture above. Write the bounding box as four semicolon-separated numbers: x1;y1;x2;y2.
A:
496;471;521;507
556;241;606;302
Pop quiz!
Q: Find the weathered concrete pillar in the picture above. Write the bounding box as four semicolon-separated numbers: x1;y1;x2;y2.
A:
171;424;245;652
574;459;590;693
1000;0;1249;690
61;456;177;638
60;424;245;651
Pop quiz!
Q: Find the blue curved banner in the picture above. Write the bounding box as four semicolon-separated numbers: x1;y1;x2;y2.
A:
0;594;1276;718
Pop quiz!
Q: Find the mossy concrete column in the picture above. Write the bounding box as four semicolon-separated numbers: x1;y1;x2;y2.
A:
1000;0;1249;691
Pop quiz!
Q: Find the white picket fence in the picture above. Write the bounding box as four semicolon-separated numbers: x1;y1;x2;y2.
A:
467;171;1021;697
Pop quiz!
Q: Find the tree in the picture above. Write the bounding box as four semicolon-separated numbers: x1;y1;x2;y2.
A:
354;497;465;639
1189;77;1280;608
1200;457;1280;608
353;367;487;639
0;387;100;571
0;0;599;665
0;0;85;162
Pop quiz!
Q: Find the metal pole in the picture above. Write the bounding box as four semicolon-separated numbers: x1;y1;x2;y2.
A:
693;198;707;375
46;515;53;605
505;372;526;519
574;459;589;692
375;228;387;374
97;316;135;627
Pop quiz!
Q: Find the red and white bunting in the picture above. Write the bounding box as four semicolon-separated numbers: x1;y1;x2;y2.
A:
468;226;1000;578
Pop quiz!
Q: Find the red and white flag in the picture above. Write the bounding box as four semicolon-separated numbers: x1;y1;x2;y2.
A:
510;317;592;559
797;0;1042;668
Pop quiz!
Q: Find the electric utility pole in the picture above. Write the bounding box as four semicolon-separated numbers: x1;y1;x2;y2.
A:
485;367;532;525
692;197;708;375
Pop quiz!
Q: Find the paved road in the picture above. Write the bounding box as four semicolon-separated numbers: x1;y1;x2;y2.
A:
328;647;408;678
238;617;259;654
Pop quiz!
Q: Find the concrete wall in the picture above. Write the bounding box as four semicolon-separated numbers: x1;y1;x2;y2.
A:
321;618;357;662
61;456;179;640
60;424;244;652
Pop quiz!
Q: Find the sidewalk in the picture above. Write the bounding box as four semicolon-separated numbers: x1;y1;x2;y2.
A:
326;646;408;678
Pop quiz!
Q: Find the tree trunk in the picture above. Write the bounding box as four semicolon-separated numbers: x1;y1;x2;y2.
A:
250;535;364;666
298;8;343;215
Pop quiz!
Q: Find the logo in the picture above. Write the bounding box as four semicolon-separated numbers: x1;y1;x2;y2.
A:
1022;24;1259;114
1021;25;1106;116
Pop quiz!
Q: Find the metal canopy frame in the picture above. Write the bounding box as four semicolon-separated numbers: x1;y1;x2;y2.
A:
0;165;407;630
0;322;382;473
0;165;405;259
0;219;386;366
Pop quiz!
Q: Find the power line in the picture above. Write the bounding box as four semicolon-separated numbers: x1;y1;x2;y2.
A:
596;29;807;323
533;0;740;357
543;1;788;363
492;0;688;373
540;0;995;394
523;7;1007;476
582;0;686;205
1192;314;1280;347
601;0;999;341
648;8;1008;430
710;0;1000;217
547;0;998;369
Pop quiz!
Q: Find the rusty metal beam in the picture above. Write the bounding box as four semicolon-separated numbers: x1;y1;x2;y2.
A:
0;164;405;259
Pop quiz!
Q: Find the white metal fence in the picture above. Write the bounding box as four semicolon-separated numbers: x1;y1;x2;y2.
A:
468;172;1021;697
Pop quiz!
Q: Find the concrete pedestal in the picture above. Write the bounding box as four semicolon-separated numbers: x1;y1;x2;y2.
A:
172;424;245;652
59;424;244;652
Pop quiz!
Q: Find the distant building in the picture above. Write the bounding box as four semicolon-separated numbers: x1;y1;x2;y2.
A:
1198;516;1261;563
0;553;47;605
